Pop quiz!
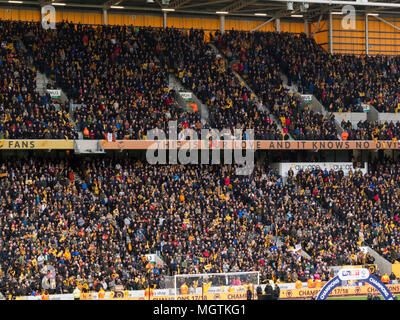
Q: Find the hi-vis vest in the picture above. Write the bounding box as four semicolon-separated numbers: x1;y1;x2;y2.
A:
295;280;302;289
381;274;390;284
180;284;189;295
98;289;105;299
41;293;49;300
307;278;315;288
144;288;154;297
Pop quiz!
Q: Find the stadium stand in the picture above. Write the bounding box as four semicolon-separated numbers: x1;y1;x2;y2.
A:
157;28;285;140
21;22;201;140
0;20;78;139
341;120;400;141
4;156;400;297
248;31;400;114
1;1;400;300
213;30;339;140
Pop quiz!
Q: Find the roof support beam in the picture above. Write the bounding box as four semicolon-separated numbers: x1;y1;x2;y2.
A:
154;0;163;8
103;0;124;9
328;10;333;54
311;14;322;37
268;0;400;8
180;0;231;10
169;0;192;9
365;13;369;55
373;15;400;32
250;16;275;32
220;0;258;14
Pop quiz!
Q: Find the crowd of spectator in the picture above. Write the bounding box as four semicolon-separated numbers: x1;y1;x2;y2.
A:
4;155;400;298
20;22;202;140
3;20;400;141
251;31;400;113
156;28;285;140
213;30;339;140
0;21;78;139
1;20;400;299
341;120;400;141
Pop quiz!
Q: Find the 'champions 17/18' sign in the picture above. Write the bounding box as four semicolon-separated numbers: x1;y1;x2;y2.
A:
316;268;395;300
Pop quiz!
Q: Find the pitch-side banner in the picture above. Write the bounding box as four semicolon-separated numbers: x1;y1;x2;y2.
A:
281;283;400;299
17;283;400;300
102;140;400;150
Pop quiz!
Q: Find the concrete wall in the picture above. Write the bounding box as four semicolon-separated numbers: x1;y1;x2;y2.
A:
366;246;392;276
378;113;400;122
334;112;368;127
299;94;344;136
74;140;104;154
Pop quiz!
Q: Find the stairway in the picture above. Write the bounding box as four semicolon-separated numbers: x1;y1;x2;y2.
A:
298;94;345;140
282;74;298;94
168;73;209;124
208;43;294;140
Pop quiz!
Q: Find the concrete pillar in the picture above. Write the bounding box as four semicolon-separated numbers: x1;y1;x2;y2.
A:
275;18;280;32
328;11;333;54
103;8;107;25
220;14;225;34
163;12;167;29
305;19;309;36
365;14;369;55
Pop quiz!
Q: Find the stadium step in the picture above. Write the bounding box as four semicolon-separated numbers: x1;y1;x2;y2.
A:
282;74;298;94
298;94;346;140
168;73;209;123
208;43;294;141
363;246;393;276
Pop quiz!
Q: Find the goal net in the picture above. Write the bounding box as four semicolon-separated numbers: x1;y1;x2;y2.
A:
173;271;260;300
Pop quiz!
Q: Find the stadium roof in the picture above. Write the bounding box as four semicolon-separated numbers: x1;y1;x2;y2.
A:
1;0;400;21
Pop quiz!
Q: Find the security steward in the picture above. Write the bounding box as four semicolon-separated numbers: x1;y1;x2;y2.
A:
98;287;105;299
381;273;390;284
180;283;189;295
41;290;50;300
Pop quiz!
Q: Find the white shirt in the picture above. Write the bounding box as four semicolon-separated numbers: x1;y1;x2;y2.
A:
73;287;81;299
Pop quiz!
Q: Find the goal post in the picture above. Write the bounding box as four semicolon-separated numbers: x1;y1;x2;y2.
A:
173;271;260;300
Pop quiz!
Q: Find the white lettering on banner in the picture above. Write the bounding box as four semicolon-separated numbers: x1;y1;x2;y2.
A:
361;104;370;112
46;89;61;98
179;92;192;100
338;268;370;281
368;277;392;299
319;278;341;300
153;289;169;297
301;94;313;102
279;162;368;177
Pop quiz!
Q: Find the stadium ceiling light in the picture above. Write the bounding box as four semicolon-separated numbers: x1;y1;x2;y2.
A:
110;5;124;9
161;8;175;11
254;13;268;16
331;11;343;15
291;14;303;17
216;11;228;14
8;1;23;3
52;2;66;5
367;13;379;16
